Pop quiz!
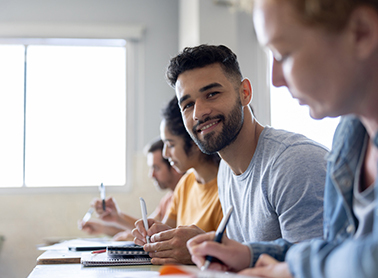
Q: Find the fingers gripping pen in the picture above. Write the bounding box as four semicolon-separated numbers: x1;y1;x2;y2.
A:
201;206;233;271
139;197;151;244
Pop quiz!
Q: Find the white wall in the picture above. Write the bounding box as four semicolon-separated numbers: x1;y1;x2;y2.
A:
0;1;179;277
179;0;270;124
0;1;268;277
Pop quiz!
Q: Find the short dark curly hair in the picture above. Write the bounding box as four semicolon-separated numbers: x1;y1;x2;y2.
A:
166;44;243;88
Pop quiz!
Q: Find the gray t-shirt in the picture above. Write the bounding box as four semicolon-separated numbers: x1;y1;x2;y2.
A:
218;127;327;243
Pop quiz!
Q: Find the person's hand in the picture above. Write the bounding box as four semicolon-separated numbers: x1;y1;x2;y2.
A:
187;231;251;272
144;225;205;265
112;230;134;241
78;220;105;235
238;255;292;278
92;197;121;223
132;218;171;245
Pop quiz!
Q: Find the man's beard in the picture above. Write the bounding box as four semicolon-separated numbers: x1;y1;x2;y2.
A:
190;99;244;155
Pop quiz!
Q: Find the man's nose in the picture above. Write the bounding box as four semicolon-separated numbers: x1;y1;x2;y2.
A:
193;99;211;121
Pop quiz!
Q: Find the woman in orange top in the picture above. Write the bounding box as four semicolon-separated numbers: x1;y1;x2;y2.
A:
133;96;223;265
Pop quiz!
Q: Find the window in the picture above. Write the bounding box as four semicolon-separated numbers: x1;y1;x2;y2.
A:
0;45;24;187
269;54;340;150
0;39;127;187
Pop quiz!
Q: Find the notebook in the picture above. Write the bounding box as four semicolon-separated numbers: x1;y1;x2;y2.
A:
81;251;151;267
67;239;135;251
107;245;149;256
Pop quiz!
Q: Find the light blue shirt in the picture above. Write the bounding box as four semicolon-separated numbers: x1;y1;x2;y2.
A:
285;116;378;277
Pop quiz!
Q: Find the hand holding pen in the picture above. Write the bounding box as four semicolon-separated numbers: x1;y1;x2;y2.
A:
186;206;252;272
202;206;233;270
91;197;120;222
132;217;168;246
139;197;151;244
77;207;94;230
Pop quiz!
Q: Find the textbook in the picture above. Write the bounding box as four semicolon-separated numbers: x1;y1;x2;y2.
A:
81;245;151;267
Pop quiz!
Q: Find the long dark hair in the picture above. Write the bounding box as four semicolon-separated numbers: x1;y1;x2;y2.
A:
161;96;220;165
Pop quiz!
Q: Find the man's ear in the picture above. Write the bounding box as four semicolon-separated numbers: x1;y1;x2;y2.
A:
349;6;378;60
239;78;253;106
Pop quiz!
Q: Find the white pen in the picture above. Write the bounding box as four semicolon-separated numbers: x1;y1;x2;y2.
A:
201;206;234;271
139;197;151;244
82;207;94;224
78;207;94;229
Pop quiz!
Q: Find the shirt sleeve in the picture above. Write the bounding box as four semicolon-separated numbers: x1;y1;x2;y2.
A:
245;238;294;267
268;143;327;242
286;234;378;278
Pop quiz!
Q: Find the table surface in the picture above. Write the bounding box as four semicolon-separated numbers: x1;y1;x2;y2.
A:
30;245;162;278
27;263;162;278
36;250;82;264
29;241;252;278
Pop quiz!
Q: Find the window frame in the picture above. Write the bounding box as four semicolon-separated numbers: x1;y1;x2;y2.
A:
0;23;145;194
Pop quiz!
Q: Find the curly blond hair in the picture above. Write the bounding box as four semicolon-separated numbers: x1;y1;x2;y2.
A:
279;0;378;32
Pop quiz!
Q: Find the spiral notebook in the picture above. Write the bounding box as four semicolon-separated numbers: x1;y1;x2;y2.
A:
81;252;152;267
107;245;149;256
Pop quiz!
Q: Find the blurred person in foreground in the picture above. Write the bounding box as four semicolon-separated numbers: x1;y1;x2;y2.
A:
188;1;378;277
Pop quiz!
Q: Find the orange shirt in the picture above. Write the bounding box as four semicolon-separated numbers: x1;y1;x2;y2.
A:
166;172;223;232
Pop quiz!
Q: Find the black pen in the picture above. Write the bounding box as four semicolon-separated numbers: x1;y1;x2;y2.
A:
100;183;106;211
201;206;233;271
68;246;107;252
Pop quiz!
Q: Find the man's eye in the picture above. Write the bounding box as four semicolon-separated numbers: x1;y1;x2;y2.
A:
182;102;194;111
208;92;219;98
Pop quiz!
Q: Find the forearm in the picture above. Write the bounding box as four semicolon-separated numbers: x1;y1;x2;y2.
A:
115;212;138;230
102;224;125;237
149;206;163;222
246;238;293;267
287;235;378;278
162;214;176;228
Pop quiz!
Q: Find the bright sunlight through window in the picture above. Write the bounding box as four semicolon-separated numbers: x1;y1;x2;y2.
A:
0;45;25;187
269;54;340;150
0;40;127;187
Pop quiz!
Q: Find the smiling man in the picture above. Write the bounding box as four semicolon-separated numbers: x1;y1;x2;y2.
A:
166;44;328;252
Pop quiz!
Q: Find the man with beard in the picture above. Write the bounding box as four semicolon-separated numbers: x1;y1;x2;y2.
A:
166;44;328;249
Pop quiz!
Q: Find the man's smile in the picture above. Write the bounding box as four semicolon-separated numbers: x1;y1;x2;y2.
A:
195;118;222;135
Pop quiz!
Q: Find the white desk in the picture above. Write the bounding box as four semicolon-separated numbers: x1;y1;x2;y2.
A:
28;263;161;278
29;238;252;278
